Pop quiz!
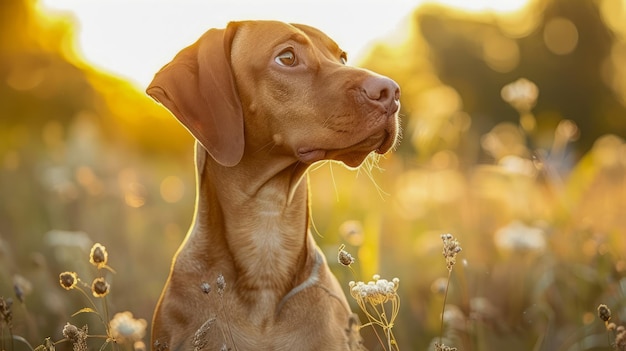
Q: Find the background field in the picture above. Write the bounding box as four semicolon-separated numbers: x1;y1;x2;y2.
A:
2;0;626;350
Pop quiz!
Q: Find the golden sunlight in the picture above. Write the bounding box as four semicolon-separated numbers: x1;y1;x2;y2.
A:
38;0;529;89
6;0;626;349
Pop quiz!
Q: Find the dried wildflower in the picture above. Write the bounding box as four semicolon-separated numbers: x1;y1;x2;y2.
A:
59;272;78;290
349;275;400;350
0;296;13;327
200;282;211;294
338;244;355;266
91;277;110;297
598;304;612;323
192;317;215;351
441;234;462;271
617;326;626;351
216;274;226;296
434;342;457;351
62;323;88;351
153;339;168;351
42;337;56;351
109;311;148;344
89;243;108;269
62;322;80;339
350;275;400;306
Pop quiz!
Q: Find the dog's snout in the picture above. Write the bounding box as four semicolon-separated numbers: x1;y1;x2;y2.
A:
362;75;400;114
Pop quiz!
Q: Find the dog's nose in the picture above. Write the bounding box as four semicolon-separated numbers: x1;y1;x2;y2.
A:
362;75;400;113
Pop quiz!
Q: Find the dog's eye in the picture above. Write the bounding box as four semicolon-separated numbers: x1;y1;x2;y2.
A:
275;49;297;66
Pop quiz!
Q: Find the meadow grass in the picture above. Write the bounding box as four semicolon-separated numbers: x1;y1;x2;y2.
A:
2;78;626;350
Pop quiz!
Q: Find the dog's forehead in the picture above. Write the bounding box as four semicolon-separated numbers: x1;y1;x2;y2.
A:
235;21;344;56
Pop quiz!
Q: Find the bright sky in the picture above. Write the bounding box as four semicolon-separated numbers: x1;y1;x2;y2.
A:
39;0;529;90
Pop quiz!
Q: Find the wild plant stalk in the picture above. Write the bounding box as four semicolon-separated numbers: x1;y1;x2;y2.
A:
438;269;453;347
5;242;146;351
70;283;110;333
1;296;16;351
596;304;626;350
350;276;400;351
216;273;238;351
55;243;147;351
435;233;462;351
339;244;400;350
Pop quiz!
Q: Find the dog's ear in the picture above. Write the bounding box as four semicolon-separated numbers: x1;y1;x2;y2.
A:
147;23;244;167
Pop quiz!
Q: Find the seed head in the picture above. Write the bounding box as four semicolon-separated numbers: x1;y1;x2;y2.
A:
89;243;108;269
62;323;88;351
216;274;226;296
0;297;13;326
192;318;215;351
153;340;168;351
598;304;612;323
338;244;355;266
91;277;110;297
59;272;78;290
616;326;626;351
441;233;462;271
435;342;457;351
200;282;211;294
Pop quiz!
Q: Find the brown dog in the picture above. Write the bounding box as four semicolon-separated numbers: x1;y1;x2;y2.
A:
147;20;400;351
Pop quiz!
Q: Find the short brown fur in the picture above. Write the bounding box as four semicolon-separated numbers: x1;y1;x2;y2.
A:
147;20;400;351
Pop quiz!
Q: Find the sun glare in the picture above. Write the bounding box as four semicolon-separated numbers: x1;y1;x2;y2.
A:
427;0;529;12
39;0;530;89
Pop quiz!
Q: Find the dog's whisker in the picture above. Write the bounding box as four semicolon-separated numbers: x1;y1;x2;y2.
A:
357;154;390;200
253;140;277;155
309;208;324;238
329;161;340;203
321;115;334;129
308;160;330;173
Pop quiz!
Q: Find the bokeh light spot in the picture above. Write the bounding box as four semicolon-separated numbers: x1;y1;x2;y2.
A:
543;17;579;55
482;32;519;72
160;176;185;204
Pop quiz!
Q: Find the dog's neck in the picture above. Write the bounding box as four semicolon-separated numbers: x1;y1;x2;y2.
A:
188;143;315;318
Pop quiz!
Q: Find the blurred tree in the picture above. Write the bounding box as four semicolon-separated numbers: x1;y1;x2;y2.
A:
0;0;193;343
417;0;626;157
0;0;189;155
361;0;626;161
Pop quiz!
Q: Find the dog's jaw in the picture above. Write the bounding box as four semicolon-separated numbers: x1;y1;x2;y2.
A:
296;102;401;168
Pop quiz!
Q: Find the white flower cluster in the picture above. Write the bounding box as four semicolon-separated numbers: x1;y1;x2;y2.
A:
109;311;147;344
349;274;399;306
495;220;546;253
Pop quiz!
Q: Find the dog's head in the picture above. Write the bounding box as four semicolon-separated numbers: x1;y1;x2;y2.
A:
147;20;400;169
